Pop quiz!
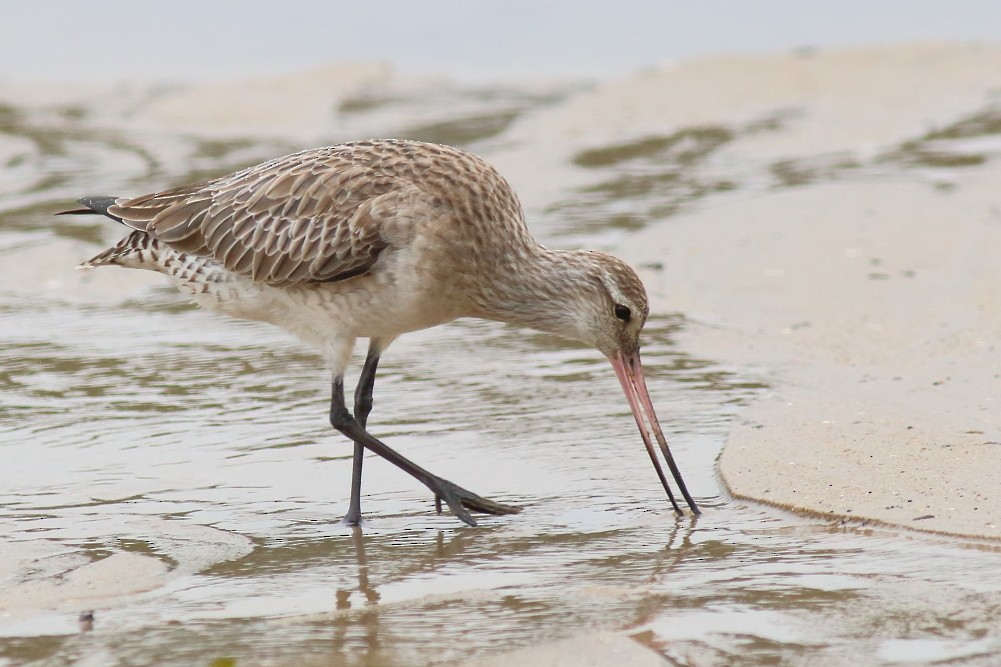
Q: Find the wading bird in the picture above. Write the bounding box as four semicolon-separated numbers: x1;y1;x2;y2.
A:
60;140;699;526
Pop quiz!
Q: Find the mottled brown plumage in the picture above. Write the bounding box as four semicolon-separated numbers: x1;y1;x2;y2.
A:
63;139;698;527
90;141;525;286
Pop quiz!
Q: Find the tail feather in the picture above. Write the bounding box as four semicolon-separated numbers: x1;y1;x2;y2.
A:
77;229;148;269
56;196;124;222
62;196;135;269
77;247;124;269
57;206;99;216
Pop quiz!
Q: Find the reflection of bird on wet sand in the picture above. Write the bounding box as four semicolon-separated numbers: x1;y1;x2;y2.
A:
61;139;698;526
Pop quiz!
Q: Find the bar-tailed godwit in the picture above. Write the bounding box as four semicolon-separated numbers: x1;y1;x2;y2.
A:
61;139;699;526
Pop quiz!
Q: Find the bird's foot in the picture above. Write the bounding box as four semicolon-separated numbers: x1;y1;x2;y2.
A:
340;496;365;526
340;511;363;527
426;478;521;527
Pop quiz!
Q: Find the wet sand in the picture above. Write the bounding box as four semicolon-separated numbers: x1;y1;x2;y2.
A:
627;178;1001;539
611;43;1001;540
462;43;1001;663
473;40;1001;541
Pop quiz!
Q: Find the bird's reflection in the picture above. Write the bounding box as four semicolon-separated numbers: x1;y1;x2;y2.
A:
331;526;381;656
325;511;696;662
352;526;381;605
334;526;381;609
334;523;486;610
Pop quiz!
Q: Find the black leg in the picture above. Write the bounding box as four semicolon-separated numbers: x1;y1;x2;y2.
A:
329;375;521;526
343;342;381;525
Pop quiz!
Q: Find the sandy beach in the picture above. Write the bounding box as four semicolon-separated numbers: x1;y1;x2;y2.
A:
474;42;1001;664
3;40;1001;666
609;44;1001;540
628;177;1001;538
474;42;1001;541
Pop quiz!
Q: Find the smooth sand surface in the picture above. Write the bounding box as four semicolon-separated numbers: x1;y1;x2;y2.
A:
456;633;670;667
624;178;1001;539
608;45;1001;540
487;42;1001;541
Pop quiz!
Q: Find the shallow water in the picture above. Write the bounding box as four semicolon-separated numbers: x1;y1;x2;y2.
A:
2;73;1001;667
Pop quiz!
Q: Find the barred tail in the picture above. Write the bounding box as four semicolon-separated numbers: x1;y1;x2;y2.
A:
77;229;151;269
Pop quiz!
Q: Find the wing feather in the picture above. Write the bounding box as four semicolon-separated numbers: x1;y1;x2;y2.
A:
98;145;472;286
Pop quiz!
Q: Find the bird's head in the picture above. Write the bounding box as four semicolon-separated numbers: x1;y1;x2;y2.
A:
473;246;699;515
568;251;651;358
554;250;700;516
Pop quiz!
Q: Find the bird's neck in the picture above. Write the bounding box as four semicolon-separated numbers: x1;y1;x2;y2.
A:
469;246;599;338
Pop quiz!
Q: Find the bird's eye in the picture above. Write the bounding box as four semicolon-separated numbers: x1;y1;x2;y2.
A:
614;304;631;322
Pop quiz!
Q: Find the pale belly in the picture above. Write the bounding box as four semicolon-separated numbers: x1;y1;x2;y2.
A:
174;263;458;368
131;239;464;368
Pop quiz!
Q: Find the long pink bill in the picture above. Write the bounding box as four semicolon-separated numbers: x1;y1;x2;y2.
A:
610;349;701;515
